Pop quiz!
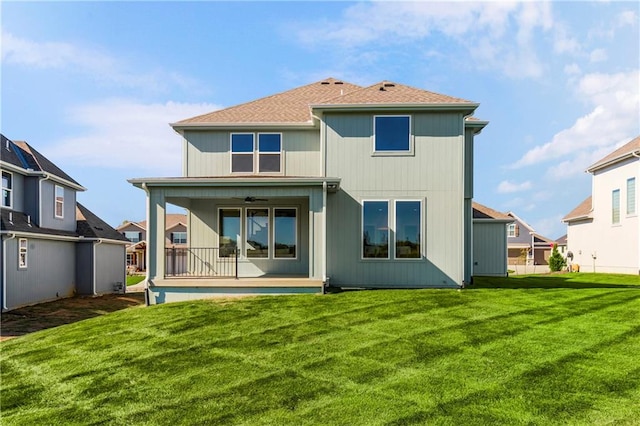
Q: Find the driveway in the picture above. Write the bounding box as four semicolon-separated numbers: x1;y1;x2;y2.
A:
1;292;145;342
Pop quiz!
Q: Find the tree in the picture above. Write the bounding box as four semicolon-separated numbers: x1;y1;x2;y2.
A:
548;243;566;272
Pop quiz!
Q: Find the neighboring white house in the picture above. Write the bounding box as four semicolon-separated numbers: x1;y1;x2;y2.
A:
129;78;491;303
563;136;639;274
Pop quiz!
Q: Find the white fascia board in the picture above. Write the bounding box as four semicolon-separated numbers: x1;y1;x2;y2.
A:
0;231;79;241
311;103;479;113
128;177;341;188
586;151;640;173
170;122;317;131
473;218;514;223
0;162;86;191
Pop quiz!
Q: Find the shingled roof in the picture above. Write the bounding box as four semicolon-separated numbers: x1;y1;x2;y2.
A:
0;135;82;187
173;78;478;127
587;136;640;172
174;78;362;126
563;196;593;222
76;203;129;241
472;202;512;221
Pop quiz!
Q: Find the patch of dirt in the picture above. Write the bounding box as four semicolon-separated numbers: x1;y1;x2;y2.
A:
0;292;145;342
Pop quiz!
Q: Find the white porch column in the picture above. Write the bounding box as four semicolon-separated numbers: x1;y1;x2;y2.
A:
147;188;166;281
308;187;325;280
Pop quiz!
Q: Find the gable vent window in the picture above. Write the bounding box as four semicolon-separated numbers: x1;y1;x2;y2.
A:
373;115;412;154
54;185;64;219
2;171;12;208
124;231;141;243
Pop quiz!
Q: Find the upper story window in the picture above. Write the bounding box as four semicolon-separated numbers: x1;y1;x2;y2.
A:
231;133;282;174
54;185;64;218
373;116;411;154
124;231;141;243
172;232;187;244
507;223;519;237
2;171;12;208
258;133;281;173
627;177;636;215
612;189;620;224
231;133;255;173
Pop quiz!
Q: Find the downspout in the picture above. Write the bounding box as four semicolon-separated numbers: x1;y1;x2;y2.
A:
2;233;16;311
633;150;640;274
142;182;151;306
322;181;327;292
93;239;103;296
38;173;52;226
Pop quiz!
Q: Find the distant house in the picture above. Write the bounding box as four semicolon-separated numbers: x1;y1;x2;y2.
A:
555;234;568;256
472;202;513;277
129;77;490;304
117;214;187;273
1;135;129;311
506;212;555;265
563;136;639;274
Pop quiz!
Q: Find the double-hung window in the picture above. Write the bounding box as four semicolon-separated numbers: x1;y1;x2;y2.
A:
373;115;411;154
395;200;421;259
362;201;389;259
231;134;255;173
507;223;517;237
231;133;282;174
19;238;28;268
55;185;64;218
172;232;187;244
258;133;281;173
2;171;12;208
612;189;620;224
627;177;636;215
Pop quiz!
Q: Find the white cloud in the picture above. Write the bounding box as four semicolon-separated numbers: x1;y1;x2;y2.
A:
293;2;555;79
1;31;200;92
48;99;221;174
563;63;581;75
533;214;566;239
511;69;640;173
617;10;638;27
589;48;608;63
497;180;533;193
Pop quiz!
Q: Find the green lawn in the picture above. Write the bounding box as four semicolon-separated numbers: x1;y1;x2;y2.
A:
2;274;639;425
126;275;145;286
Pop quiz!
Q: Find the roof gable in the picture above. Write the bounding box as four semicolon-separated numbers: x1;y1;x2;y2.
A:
136;213;187;231
563;196;593;222
472;202;511;220
587;136;640;172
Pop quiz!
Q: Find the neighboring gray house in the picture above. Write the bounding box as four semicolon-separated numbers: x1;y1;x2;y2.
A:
129;78;489;304
1;135;129;311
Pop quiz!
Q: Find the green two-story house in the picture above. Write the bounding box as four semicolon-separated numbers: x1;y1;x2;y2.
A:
130;78;489;303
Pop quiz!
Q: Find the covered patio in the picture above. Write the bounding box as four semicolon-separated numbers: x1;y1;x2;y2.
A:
128;177;339;303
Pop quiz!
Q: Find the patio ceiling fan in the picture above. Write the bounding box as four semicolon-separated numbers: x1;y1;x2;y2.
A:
233;196;269;203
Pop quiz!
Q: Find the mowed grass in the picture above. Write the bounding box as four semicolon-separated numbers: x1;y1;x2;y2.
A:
126;275;145;286
2;274;639;425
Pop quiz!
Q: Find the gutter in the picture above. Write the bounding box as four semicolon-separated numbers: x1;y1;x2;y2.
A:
93;239;103;296
322;181;327;290
2;233;16;311
38;173;52;226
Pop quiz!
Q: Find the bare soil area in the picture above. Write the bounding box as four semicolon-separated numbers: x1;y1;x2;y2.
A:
1;292;145;342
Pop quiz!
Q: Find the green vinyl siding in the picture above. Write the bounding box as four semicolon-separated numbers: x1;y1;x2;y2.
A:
325;112;465;287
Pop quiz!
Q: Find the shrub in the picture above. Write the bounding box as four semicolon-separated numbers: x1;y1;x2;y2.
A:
548;243;566;272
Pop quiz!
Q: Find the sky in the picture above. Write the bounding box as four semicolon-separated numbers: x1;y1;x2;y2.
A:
1;1;638;239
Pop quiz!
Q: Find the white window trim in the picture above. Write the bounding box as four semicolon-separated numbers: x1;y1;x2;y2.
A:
361;199;390;260
54;185;64;219
246;207;270;259
273;207;298;260
2;171;12;209
171;231;187;244
507;223;516;238
393;199;424;260
372;115;414;156
257;133;284;174
218;207;243;258
230;133;255;174
18;238;28;269
627;177;637;217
